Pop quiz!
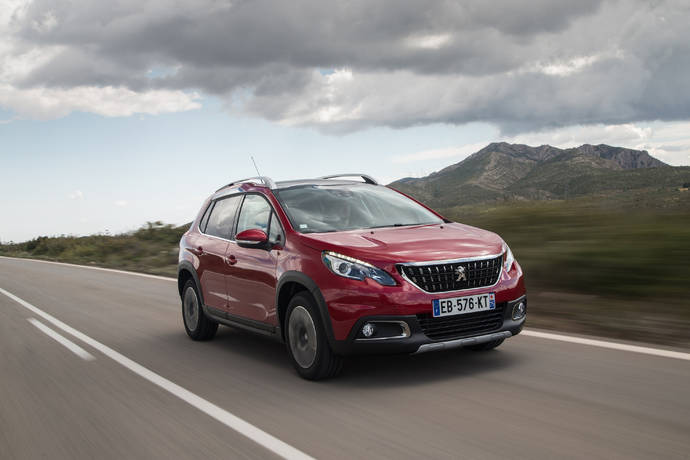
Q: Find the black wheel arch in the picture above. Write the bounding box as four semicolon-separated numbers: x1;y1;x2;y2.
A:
275;271;336;347
178;261;204;305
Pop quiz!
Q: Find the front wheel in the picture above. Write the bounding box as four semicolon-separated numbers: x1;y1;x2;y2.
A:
182;279;218;341
285;293;343;380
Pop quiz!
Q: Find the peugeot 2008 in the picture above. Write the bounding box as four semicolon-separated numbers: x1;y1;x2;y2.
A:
178;174;526;380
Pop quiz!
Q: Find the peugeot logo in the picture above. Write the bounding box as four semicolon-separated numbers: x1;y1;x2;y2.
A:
454;266;467;282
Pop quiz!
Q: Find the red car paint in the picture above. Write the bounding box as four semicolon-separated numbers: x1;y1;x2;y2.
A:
178;179;526;354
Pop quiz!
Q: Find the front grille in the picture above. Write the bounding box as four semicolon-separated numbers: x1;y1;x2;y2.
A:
398;255;503;293
417;303;505;341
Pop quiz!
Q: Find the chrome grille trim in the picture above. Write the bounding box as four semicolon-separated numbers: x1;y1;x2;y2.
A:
397;253;504;294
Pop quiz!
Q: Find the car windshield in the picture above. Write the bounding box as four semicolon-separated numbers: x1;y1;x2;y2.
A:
275;184;443;233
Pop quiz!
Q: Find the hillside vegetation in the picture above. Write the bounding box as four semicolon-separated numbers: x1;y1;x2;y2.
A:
445;197;690;347
392;142;689;207
0;222;188;277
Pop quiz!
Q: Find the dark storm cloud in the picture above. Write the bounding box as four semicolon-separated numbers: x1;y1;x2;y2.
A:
5;0;690;132
15;0;604;72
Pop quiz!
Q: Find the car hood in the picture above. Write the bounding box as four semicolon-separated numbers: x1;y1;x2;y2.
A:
298;223;504;265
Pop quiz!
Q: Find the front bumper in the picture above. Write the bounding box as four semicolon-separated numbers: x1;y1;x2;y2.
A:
330;295;526;356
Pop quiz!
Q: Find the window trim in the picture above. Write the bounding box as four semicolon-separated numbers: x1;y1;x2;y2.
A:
267;209;285;246
199;192;285;246
198;193;243;241
235;192;285;243
198;201;215;234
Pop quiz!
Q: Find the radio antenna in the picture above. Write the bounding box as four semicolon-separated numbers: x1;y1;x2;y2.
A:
251;156;262;177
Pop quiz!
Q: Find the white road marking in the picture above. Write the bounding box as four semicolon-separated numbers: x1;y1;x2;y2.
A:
0;256;175;282
28;318;96;361
522;329;690;361
0;287;314;460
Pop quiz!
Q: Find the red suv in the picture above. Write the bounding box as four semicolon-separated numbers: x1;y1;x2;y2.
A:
178;174;526;380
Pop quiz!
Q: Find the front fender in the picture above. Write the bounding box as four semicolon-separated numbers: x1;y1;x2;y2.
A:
276;271;337;348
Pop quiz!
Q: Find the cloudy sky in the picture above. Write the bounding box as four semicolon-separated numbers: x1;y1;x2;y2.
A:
1;0;689;241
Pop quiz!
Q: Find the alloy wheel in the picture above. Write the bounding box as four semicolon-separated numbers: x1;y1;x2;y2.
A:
288;306;318;368
183;286;200;331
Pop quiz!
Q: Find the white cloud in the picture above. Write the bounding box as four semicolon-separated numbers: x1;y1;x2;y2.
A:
114;200;128;207
0;84;201;119
502;122;690;166
0;1;201;120
247;63;660;135
1;0;689;137
505;123;651;148
393;142;489;164
405;33;452;50
534;55;602;77
30;10;57;33
393;121;690;170
68;190;83;200
1;1;63;87
273;69;361;126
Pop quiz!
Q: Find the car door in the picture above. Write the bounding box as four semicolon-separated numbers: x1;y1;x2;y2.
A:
226;193;282;325
197;194;242;314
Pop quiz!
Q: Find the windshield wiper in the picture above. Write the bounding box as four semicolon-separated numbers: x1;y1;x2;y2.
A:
302;229;338;233
368;223;416;229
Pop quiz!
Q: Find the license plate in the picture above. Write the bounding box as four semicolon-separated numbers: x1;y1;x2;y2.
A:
432;293;496;318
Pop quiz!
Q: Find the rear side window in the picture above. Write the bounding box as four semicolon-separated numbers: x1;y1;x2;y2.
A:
205;195;242;239
199;202;214;233
236;194;271;234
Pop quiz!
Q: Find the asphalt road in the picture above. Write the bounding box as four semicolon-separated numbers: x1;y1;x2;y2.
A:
1;257;689;460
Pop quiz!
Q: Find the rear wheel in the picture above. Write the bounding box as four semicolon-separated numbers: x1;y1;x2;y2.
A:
182;279;218;341
467;338;504;351
285;293;343;380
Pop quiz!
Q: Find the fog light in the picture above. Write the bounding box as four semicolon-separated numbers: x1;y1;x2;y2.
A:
512;301;526;320
362;323;376;338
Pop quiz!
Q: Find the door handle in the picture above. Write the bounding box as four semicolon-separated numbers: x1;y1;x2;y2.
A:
226;255;237;265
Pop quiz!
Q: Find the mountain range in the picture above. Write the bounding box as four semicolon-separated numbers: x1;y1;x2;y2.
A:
390;142;689;209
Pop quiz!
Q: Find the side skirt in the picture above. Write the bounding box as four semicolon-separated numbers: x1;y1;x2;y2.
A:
203;304;281;340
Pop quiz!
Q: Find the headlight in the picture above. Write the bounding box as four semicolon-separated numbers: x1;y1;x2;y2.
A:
503;243;515;272
322;251;396;286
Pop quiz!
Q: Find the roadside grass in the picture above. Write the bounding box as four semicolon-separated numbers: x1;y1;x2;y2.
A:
443;196;690;347
2;195;689;348
0;221;187;277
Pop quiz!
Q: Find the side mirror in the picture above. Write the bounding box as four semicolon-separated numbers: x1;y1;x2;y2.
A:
236;229;269;249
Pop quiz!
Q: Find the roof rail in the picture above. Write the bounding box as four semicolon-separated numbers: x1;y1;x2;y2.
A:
318;174;379;185
215;176;277;192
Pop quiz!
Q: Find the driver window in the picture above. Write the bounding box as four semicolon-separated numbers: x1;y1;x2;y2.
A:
236;194;271;235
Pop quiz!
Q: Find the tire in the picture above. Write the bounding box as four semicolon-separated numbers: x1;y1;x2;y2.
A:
285;293;343;380
182;279;218;341
467;338;504;351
